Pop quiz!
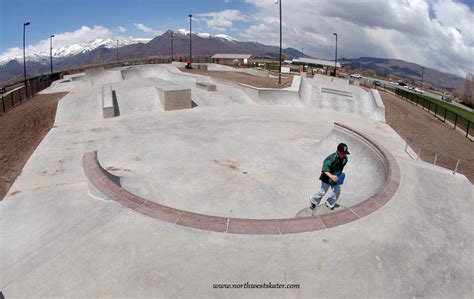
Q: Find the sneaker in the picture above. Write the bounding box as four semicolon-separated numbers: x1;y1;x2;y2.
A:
310;203;316;210
326;203;340;210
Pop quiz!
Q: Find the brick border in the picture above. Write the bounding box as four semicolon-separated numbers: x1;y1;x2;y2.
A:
82;123;401;234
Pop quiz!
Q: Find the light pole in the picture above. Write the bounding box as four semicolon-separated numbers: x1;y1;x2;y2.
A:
278;0;282;85
333;32;338;77
188;14;192;67
170;31;174;62
116;40;119;65
301;47;304;57
421;66;425;90
50;34;55;74
23;22;30;96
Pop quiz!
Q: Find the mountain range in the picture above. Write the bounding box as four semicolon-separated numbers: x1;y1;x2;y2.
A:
0;29;466;93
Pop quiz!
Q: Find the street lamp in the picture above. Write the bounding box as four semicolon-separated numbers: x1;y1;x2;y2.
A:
50;34;55;74
333;33;338;77
23;22;30;96
170;31;174;62
188;14;192;67
421;66;425;90
277;0;282;85
116;40;119;65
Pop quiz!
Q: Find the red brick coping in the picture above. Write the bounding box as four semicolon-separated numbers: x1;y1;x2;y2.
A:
82;123;401;234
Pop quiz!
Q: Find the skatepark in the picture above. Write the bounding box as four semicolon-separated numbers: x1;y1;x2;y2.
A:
0;62;472;297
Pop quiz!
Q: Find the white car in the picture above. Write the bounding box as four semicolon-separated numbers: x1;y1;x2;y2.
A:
350;73;362;79
414;88;424;94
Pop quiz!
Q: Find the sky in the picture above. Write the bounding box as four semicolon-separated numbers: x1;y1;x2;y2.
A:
0;0;473;77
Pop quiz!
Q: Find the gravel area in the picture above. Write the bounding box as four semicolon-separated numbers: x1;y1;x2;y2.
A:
179;68;294;88
379;90;474;183
0;92;67;200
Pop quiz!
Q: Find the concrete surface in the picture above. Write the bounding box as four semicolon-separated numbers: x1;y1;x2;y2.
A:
2;63;473;297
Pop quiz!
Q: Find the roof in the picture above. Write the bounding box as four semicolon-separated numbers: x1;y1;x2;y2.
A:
211;54;252;59
292;57;341;68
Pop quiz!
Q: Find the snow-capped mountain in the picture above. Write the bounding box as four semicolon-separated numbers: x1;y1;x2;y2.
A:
171;29;237;42
0;38;151;65
0;30;240;66
214;34;238;42
0;29;301;86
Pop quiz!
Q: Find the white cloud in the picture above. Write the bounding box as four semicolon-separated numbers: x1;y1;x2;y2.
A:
134;23;162;36
197;9;248;31
243;0;474;77
117;26;127;33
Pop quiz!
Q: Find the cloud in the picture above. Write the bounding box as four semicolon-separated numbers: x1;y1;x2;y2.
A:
243;0;474;77
0;25;113;62
117;26;127;33
197;9;249;31
134;23;162;36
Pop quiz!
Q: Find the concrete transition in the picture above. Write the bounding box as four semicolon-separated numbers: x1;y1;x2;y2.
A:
2;62;472;297
82;123;400;234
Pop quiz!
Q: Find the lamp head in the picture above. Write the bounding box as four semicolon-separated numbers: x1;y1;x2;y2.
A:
188;14;192;18
50;34;55;38
24;22;30;26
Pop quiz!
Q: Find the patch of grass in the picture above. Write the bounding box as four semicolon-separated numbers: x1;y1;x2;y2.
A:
396;88;474;123
420;95;474;122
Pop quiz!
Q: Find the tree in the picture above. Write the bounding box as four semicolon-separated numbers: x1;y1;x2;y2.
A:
362;69;376;77
463;74;474;107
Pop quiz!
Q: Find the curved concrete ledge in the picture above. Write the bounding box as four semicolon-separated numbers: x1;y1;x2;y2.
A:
82;123;400;234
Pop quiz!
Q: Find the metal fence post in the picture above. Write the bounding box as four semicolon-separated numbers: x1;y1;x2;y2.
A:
444;109;447;122
1;95;4;113
416;148;421;160
453;159;460;174
467;121;471;138
454;114;458;130
11;91;14;108
435;104;438;117
433;154;438;165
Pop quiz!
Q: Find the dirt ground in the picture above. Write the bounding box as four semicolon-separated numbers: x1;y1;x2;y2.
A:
0;92;67;200
379;90;474;183
179;68;294;88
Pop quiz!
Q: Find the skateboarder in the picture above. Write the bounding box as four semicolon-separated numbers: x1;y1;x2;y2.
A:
309;143;349;210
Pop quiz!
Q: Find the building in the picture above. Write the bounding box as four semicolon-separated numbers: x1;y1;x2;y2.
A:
211;54;252;66
292;57;341;75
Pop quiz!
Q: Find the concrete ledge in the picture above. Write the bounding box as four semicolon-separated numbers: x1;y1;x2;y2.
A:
197;65;208;71
196;82;217;91
370;89;386;122
82;122;400;235
102;85;115;118
155;83;191;111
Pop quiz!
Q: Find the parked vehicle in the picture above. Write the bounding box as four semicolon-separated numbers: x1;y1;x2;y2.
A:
350;73;362;79
414;88;424;94
442;96;453;103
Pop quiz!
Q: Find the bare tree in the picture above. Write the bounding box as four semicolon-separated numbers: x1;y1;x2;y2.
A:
463;74;474;107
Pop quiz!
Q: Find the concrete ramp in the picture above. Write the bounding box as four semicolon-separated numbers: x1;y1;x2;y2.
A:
82;68;123;86
302;76;386;121
312;124;389;207
113;85;163;116
121;65;197;83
